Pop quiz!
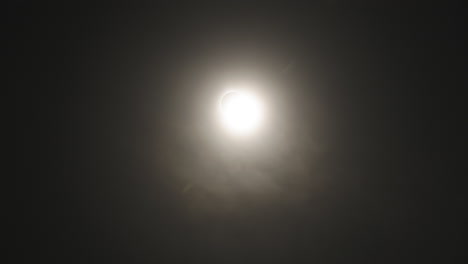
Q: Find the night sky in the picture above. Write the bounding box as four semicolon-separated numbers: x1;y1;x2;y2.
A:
12;1;465;263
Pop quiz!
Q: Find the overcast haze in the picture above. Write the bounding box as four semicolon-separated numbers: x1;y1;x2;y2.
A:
12;2;465;263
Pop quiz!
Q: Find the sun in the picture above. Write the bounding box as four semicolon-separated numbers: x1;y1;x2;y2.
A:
219;89;263;135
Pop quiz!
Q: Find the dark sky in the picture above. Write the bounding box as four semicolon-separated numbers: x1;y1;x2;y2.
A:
12;1;465;263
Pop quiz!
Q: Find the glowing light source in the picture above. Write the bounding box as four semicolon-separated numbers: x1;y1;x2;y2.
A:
219;89;263;135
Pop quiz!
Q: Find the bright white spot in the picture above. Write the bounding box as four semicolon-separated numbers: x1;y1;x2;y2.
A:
219;90;263;135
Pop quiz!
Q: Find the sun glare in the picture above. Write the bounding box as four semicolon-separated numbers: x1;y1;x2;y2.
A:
219;89;263;135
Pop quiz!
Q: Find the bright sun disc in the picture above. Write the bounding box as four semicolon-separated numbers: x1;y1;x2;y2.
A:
219;90;263;135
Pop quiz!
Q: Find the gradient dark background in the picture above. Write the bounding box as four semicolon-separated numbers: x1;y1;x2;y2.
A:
12;1;465;263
